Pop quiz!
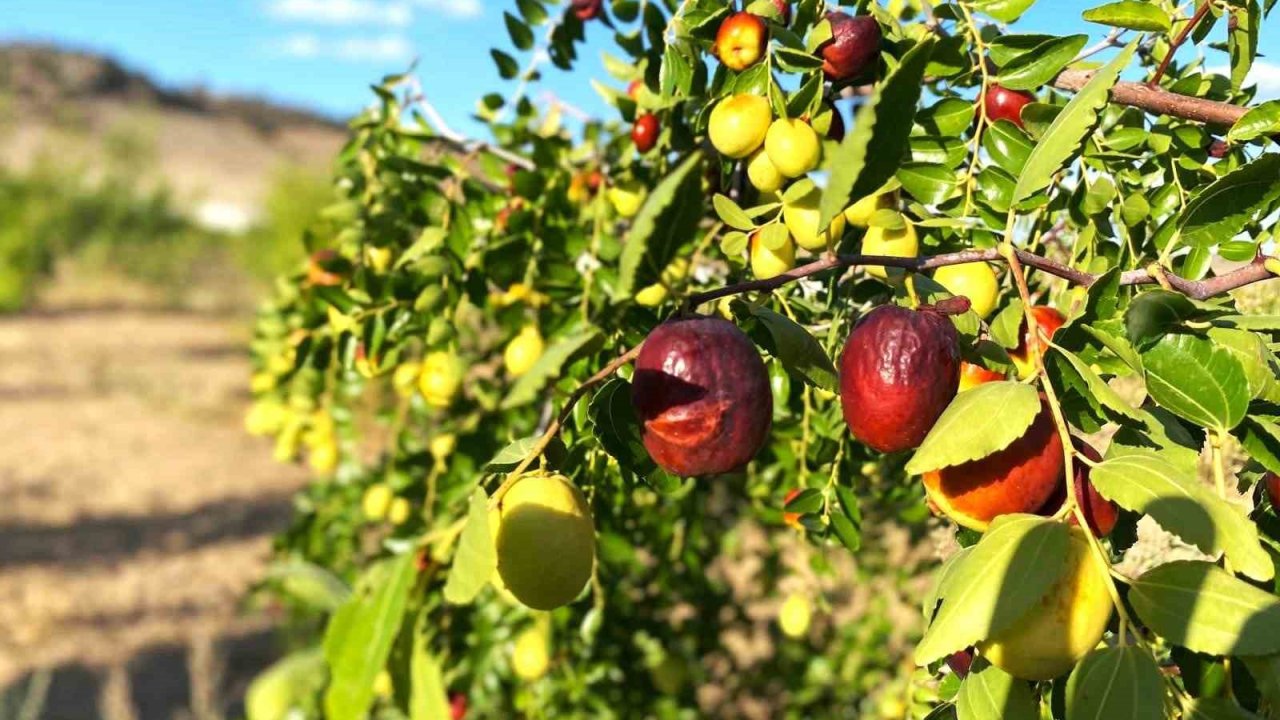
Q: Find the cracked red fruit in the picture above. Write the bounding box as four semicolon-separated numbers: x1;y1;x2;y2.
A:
632;113;660;153
1011;305;1067;377
632;316;772;477
958;361;1004;392
922;394;1065;531
818;12;881;82
839;305;961;453
1037;440;1118;537
983;84;1035;129
1266;472;1280;510
572;0;602;20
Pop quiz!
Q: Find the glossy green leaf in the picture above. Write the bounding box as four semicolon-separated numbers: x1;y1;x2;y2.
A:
819;38;935;230
1142;333;1249;432
956;663;1038;720
1091;453;1273;581
410;634;452;720
504;12;534;50
615;153;705;299
485;435;540;470
897;163;961;204
747;305;839;391
1049;346;1141;420
982;120;1034;174
323;553;416;720
918;98;976;136
1183;698;1263;720
906;381;1041;475
1129;561;1280;656
971;0;1036;22
1013;41;1136;205
996;35;1088;90
443;489;496;604
713;193;755;231
1082;1;1172;31
589;378;654;476
1125;290;1204;350
915;515;1069;664
1179;154;1280;248
1227;100;1280;143
1065;646;1164;720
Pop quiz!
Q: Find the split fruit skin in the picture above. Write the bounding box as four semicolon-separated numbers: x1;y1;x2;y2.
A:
1036;440;1118;537
983;84;1035;129
490;473;595;611
632;316;773;477
922;394;1064;531
819;12;881;82
708;94;772;159
632;113;659;153
979;526;1114;681
714;12;768;71
1012;305;1067;377
839;305;960;453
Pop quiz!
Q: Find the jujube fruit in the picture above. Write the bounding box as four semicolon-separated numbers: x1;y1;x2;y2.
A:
750;230;796;279
839;305;960;453
782;179;846;251
933;261;999;319
490;473;595;610
504;325;545;377
608;179;647;217
1036;440;1118;537
983;84;1035;129
419;351;464;408
860;223;919;280
450;693;468;720
1265;471;1279;510
825;103;845;141
764;118;821;178
769;0;791;25
632;113;660;153
571;0;602;20
958;361;1004;392
783;487;803;529
512;626;550;679
632;316;772;477
708;94;772;159
979;526;1113;680
842;192;893;227
922;394;1064;531
945;649;974;678
818;12;881;82
746;149;784;193
1011;305;1066;377
778;592;812;639
714;12;768;71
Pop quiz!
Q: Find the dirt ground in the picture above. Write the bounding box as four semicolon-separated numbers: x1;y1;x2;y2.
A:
0;305;309;719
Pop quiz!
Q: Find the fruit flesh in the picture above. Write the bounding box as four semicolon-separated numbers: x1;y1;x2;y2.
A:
491;473;595;610
980;527;1113;680
708;94;772;159
632;316;772;476
715;13;768;71
839;305;960;453
922;395;1064;531
819;12;881;81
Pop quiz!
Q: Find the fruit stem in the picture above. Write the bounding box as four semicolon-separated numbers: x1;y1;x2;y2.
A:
904;274;921;309
957;2;991;219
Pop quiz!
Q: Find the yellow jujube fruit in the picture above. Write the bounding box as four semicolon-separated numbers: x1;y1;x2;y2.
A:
362;483;394;521
708;94;772;159
308;440;339;474
608;180;647;218
245;400;287;436
392;361;422;398
933;261;1000;320
634;256;689;307
504;325;545;377
750;231;796;280
778;592;812;639
365;245;393;273
387;497;412;526
512;627;550;680
746;149;784;194
842;192;894;227
373;670;393;698
490;473;595;610
430;433;456;461
418;351;464;408
979;527;1114;681
861;223;919;279
782;181;847;251
764;118;821;178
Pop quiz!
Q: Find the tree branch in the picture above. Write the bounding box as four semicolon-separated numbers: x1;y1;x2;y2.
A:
1149;0;1213;88
1052;70;1248;126
687;249;1277;306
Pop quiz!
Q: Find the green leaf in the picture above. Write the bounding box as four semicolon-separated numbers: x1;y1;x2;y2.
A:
491;49;520;79
1065;646;1165;720
712;193;755;231
1049;346;1141;420
504;12;534;50
1013;41;1136;205
266;559;351;612
818;38;935;230
615;153;705;299
517;0;548;25
1179;154;1280;248
914;515;1069;664
1207;327;1272;399
746;305;839;391
1244;654;1280;710
1082;1;1172;31
956;663;1038;720
501;329;601;409
1236;416;1280;475
323;553;416;720
906;382;1041;475
1183;698;1263;720
1142;333;1249;432
443;489;497;604
1125;290;1203;350
918;98;976;136
1228;0;1258;92
1129;561;1280;656
996;35;1088;91
1091;453;1274;581
589;378;654;475
246;648;326;720
486;435;540;470
773;46;825;71
1227;100;1280;143
829;485;863;553
971;0;1035;22
982;121;1034;174
897;163;960;204
410;633;452;720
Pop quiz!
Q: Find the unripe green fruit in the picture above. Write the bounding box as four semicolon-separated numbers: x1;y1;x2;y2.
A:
750;231;796;279
746;149;784;193
512;627;550;680
860;223;918;279
779;592;812;638
708;94;771;159
490;473;595;610
842;192;893;227
933;261;999;319
764;118;821;178
781;180;846;251
503;325;544;377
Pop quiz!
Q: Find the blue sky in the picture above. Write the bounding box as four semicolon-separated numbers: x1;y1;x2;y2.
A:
3;1;1278;141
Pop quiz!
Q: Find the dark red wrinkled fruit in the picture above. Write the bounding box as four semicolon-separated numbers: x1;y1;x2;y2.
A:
819;12;881;82
839;305;961;453
1208;139;1229;158
983;84;1035;129
632;113;660;153
572;0;602;20
1266;472;1280;510
946;649;974;678
449;693;468;720
826;103;845;142
770;0;791;25
632;316;772;477
1037;440;1118;537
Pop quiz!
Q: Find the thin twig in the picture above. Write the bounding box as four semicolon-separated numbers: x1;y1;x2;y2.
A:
1149;1;1214;88
416;93;536;171
1073;27;1128;63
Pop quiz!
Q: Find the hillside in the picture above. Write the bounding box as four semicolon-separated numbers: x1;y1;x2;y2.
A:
0;43;348;231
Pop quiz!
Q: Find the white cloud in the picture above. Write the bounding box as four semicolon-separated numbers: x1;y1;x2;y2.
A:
1206;60;1280;100
271;33;416;63
414;0;482;20
266;0;413;26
